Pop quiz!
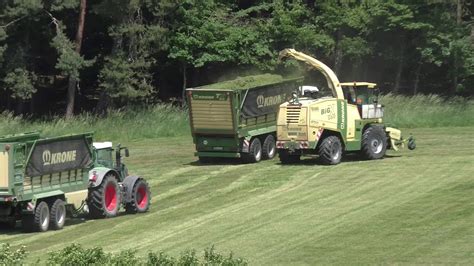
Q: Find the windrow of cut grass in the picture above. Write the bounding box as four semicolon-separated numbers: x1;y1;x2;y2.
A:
380;94;474;128
0;105;189;142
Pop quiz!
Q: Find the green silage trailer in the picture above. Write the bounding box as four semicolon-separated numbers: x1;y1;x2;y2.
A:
186;74;302;163
0;132;151;232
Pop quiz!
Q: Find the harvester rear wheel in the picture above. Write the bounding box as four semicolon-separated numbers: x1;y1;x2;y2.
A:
242;138;262;163
22;201;50;232
125;179;151;214
50;199;66;230
278;150;300;164
262;135;276;160
318;136;343;165
361;126;387;160
88;174;121;219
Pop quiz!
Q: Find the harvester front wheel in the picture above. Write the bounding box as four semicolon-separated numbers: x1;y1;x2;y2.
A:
318;136;343;165
22;201;50;232
262;135;276;160
279;150;300;164
50;199;66;230
88;174;121;219
242;138;262;163
361;126;387;160
125;179;151;214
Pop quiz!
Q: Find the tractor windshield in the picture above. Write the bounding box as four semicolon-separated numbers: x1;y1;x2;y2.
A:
95;148;114;168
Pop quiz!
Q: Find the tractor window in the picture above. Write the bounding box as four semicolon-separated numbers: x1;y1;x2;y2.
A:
342;86;357;104
96;148;114;168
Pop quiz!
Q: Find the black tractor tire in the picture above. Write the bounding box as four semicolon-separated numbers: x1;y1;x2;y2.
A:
88;174;121;219
279;150;301;164
317;136;343;165
242;138;262;163
262;135;277;160
22;201;50;232
125;179;151;214
50;199;66;230
361;125;387;160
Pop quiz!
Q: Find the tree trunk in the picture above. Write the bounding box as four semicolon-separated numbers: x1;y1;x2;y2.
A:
413;63;422;95
394;38;405;94
182;62;187;106
452;0;463;95
333;30;343;76
65;0;87;119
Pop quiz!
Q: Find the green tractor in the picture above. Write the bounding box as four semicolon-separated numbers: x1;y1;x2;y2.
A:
88;142;151;218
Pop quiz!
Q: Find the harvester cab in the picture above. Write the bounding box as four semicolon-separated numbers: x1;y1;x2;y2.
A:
276;49;415;165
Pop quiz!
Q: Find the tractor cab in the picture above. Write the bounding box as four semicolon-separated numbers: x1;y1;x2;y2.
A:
93;142;129;179
341;82;383;119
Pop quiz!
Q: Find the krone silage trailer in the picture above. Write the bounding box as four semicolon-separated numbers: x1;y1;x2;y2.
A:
0;132;151;232
186;74;302;163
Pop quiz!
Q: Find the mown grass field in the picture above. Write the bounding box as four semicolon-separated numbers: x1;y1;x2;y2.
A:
1;126;473;264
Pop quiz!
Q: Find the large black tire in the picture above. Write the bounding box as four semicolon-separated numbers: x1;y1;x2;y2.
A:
22;201;50;232
242;138;262;163
125;179;151;214
50;199;66;230
278;150;301;164
361;125;387;160
88;174;121;219
262;135;277;160
318;136;343;165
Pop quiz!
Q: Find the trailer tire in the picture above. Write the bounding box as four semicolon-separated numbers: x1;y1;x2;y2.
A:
22;201;50;232
318;136;343;165
50;199;66;230
125;179;151;214
262;135;276;160
361;126;387;160
279;150;300;164
242;138;262;163
88;174;121;218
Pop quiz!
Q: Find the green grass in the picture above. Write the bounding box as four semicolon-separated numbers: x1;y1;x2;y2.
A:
380;94;474;128
194;73;291;91
0;104;189;141
1;127;473;264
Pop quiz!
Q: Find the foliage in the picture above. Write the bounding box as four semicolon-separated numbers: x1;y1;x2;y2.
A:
0;243;27;265
51;28;94;80
196;73;286;90
44;243;247;265
3;68;37;100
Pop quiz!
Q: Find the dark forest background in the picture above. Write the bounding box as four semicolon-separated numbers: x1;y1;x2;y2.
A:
0;0;472;117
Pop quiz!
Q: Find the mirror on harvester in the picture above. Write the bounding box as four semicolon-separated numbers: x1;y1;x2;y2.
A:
125;148;130;157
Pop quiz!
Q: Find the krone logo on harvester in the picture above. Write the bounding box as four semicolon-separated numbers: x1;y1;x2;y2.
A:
42;149;77;166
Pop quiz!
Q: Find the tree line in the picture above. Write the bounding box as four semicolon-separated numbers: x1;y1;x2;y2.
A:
0;0;472;117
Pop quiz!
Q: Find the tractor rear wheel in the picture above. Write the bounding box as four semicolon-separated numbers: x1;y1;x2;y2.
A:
88;174;121;218
361;126;387;160
242;138;262;163
125;179;151;214
262;135;276;160
22;201;50;232
318;136;343;165
279;150;301;164
50;199;66;230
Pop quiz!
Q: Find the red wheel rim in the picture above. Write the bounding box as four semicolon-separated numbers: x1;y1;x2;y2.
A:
136;185;148;209
105;183;117;211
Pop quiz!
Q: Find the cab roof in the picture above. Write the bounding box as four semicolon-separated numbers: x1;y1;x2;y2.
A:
340;82;377;88
93;142;113;149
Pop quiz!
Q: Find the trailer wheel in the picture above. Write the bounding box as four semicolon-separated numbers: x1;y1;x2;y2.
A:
88;174;121;218
278;150;300;164
125;179;151;214
262;135;276;160
361;125;387;160
242;138;262;163
22;201;50;232
50;199;66;230
318;136;343;165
